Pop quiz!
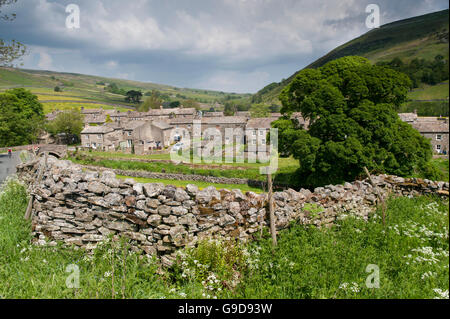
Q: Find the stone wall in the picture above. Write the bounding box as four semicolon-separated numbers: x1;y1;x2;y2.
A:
16;157;449;266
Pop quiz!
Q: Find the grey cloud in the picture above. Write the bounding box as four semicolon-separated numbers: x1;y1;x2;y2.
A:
0;0;448;93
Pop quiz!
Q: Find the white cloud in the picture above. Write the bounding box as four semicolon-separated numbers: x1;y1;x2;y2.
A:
37;50;53;70
196;70;271;93
105;60;118;69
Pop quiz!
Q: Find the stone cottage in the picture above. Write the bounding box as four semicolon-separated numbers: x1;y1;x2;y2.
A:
81;125;117;151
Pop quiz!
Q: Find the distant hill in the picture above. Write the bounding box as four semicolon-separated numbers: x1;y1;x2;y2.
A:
254;9;449;105
0;67;251;112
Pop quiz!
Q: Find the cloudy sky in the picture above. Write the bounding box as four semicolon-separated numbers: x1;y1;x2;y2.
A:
0;0;448;93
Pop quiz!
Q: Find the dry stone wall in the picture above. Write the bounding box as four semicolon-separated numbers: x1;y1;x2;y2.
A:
16;157;449;265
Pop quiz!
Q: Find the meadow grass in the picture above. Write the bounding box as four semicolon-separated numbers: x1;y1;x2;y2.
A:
68;155;299;183
43;103;130;114
408;81;449;101
79;151;299;169
233;196;449;299
0;177;447;299
410;158;450;182
115;175;264;193
36;95;92;102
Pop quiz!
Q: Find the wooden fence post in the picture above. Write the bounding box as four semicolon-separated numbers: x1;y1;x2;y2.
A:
268;173;277;246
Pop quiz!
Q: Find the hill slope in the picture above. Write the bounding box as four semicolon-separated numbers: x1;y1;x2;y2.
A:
0;67;251;113
254;9;449;105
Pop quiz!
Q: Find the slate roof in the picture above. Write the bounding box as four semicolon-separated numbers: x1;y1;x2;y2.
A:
152;121;172;130
412;121;449;133
235;111;251;118
270;113;282;119
399;113;418;123
84;114;106;124
246;118;276;129
122;121;147;131
203;111;224;117
81;125;114;134
81;108;103;115
146;108;196;116
45;110;62;121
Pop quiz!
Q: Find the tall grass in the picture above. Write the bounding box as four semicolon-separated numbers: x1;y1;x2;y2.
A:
0;178;448;299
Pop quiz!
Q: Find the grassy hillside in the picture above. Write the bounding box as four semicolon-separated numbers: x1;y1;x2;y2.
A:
254;9;449;105
0;67;251;114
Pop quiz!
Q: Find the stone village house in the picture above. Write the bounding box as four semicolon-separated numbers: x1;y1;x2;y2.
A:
399;113;449;155
80;125;121;151
76;106;450;158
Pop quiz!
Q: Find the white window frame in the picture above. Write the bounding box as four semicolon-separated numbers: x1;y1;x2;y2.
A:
436;134;442;141
436;145;442;151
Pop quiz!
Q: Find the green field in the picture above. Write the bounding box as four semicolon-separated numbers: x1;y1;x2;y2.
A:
80;151;299;169
43;102;131;114
411;158;450;182
0;67;251;108
116;175;264;193
1;178;448;299
407;81;449;100
69;152;301;188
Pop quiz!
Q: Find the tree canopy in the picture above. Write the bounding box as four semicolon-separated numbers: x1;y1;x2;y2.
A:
46;109;84;145
0;88;44;147
377;55;449;88
250;103;270;118
125;90;143;104
139;90;163;111
0;0;27;67
275;56;432;188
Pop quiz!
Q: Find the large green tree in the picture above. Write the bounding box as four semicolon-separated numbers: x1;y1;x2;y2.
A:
0;88;44;147
46;109;84;145
275;56;432;188
125;90;143;104
139;90;163;111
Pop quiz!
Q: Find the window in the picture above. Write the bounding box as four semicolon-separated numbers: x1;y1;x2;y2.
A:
253;131;256;136
98;134;102;139
436;145;442;152
259;130;264;136
127;131;132;136
261;139;266;145
436;134;443;141
252;139;256;145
